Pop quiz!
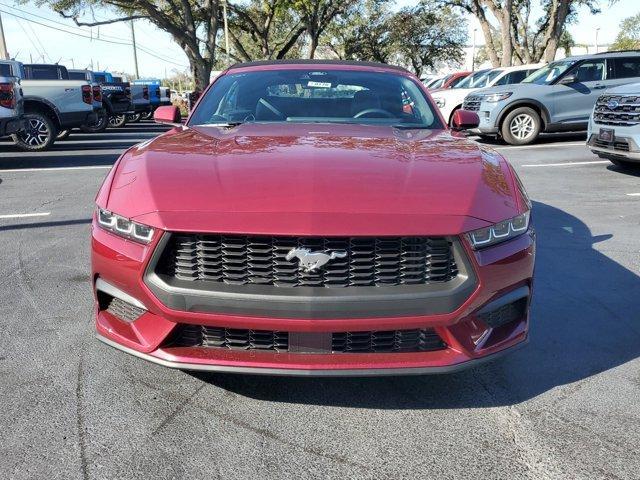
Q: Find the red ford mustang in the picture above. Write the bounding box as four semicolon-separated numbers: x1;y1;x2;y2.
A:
92;60;535;376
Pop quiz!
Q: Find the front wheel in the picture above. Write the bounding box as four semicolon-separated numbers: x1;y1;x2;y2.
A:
12;112;58;151
501;107;541;146
80;110;109;133
141;110;154;120
108;114;127;128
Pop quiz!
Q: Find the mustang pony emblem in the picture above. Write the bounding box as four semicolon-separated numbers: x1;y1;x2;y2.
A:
285;248;347;273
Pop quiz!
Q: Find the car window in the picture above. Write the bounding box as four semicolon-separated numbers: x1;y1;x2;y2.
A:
493;70;529;86
480;70;504;88
573;60;605;82
25;65;63;80
94;73;107;83
69;71;87;80
522;60;576;85
453;69;490;89
612;57;640;79
448;75;467;87
0;64;11;76
428;77;446;89
190;69;442;129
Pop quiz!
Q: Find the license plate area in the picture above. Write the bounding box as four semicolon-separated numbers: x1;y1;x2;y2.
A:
599;128;614;143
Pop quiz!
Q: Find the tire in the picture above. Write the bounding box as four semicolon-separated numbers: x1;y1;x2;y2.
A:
56;129;71;140
126;113;142;123
80;110;109;133
108;114;127;128
141;109;154;120
12;111;58;151
501;107;541;145
610;158;640;169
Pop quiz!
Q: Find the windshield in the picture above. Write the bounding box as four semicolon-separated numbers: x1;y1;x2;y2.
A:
94;73;107;83
189;69;442;129
522;60;576;85
453;69;496;89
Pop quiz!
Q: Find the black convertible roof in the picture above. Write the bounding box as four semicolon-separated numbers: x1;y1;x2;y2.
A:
227;59;409;73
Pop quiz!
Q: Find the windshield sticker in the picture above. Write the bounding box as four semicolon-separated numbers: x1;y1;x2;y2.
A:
307;81;332;88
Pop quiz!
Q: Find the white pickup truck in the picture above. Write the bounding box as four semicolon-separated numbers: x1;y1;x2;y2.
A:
0;61;98;151
0;62;24;138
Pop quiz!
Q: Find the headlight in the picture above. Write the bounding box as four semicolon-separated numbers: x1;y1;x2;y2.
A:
466;212;530;249
434;97;445;108
97;207;155;244
483;92;513;103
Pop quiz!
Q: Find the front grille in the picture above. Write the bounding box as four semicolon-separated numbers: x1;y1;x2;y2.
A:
594;94;640;126
169;325;446;353
463;96;482;111
478;297;527;328
332;329;445;353
100;295;145;322
591;137;631;152
172;325;289;351
157;234;458;288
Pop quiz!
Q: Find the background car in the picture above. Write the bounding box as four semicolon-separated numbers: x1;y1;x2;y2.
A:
462;51;640;145
587;83;640;169
431;64;543;126
428;71;471;90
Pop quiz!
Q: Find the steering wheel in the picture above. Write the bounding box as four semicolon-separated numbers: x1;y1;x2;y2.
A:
353;108;395;119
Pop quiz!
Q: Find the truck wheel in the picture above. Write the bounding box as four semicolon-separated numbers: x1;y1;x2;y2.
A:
12;112;58;151
141;110;154;120
56;129;71;140
80;110;108;133
501;107;541;145
127;113;142;123
108;114;127;128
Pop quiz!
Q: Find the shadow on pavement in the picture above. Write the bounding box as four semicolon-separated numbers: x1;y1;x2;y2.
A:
193;201;640;408
474;131;587;146
0;218;91;232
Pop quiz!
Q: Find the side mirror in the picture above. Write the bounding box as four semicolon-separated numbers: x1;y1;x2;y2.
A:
451;109;480;131
559;73;577;85
154;105;181;125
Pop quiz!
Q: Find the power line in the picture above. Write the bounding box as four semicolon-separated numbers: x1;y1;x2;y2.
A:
2;4;190;65
1;7;190;69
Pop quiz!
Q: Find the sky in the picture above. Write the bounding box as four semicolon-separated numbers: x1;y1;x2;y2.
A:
0;0;637;79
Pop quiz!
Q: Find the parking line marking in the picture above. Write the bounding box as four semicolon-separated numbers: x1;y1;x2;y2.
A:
522;160;609;167
493;142;586;151
0;165;112;173
0;212;51;219
626;193;640;196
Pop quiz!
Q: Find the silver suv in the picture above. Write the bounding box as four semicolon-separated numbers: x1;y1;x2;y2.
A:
462;51;640;145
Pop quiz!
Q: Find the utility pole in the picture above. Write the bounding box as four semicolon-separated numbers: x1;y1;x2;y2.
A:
221;0;230;65
471;28;477;71
0;11;9;60
130;20;139;79
595;27;600;54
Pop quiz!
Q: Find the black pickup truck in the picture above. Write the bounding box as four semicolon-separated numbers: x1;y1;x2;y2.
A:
90;71;133;128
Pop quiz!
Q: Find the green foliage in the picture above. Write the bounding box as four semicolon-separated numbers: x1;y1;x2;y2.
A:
611;13;640;51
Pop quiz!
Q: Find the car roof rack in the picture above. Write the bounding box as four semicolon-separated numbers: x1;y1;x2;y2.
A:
594;49;640;55
227;59;409;73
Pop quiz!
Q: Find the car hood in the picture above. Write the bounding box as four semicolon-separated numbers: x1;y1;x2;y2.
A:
105;123;521;236
475;82;547;97
604;82;640;95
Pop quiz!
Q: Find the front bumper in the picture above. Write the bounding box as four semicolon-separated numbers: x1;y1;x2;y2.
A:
92;223;535;376
587;126;640;162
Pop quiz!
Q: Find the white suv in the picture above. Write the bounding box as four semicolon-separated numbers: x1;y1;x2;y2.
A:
588;83;640;168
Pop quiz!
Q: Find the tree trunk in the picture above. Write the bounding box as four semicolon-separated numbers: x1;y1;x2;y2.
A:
189;57;213;92
500;0;513;66
308;35;319;59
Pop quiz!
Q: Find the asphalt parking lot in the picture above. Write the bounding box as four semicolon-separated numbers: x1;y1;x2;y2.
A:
1;124;639;479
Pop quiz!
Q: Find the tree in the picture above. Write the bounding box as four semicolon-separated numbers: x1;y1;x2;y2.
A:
327;0;395;62
443;0;604;66
227;0;306;61
291;0;358;58
42;0;221;91
390;2;467;77
611;13;640;51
